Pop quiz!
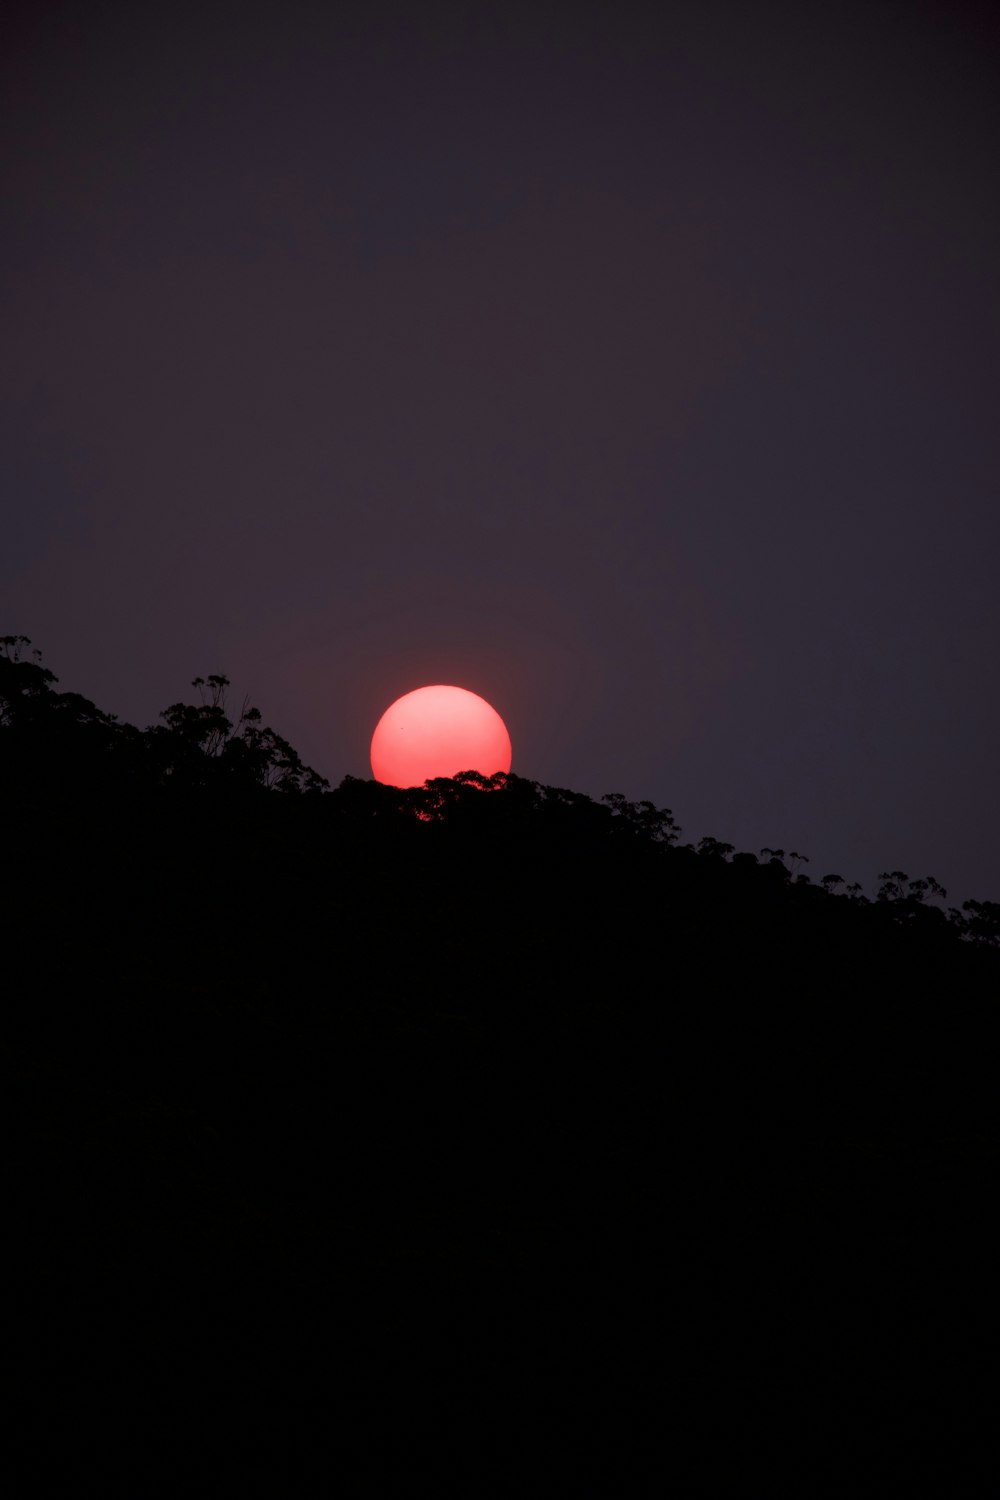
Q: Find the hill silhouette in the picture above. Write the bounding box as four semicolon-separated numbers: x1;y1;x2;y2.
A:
7;637;997;1493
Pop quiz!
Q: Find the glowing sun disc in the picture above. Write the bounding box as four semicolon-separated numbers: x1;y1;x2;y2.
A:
370;685;512;788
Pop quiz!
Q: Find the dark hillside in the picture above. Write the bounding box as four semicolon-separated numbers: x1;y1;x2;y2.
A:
7;639;997;1492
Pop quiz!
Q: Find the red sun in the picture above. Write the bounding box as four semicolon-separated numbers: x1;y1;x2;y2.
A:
370;685;512;788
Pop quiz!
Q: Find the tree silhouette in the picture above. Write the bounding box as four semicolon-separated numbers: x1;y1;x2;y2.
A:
0;634;57;721
602;792;681;843
7;634;999;1493
697;835;735;860
957;898;1000;948
148;671;329;793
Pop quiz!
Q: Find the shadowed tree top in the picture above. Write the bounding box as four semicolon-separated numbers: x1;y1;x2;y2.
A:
1;636;328;796
2;635;997;960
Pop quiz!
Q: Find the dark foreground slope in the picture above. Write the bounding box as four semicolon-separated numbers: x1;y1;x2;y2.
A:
6;652;998;1493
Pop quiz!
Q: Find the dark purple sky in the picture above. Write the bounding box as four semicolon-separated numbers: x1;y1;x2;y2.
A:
3;1;998;901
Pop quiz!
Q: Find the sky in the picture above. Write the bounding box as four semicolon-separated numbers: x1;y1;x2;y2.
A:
2;0;998;903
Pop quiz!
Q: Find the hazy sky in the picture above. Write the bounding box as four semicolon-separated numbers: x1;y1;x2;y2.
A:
3;0;998;901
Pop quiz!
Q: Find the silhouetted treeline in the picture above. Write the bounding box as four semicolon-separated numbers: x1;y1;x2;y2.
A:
8;636;997;1493
4;634;996;954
